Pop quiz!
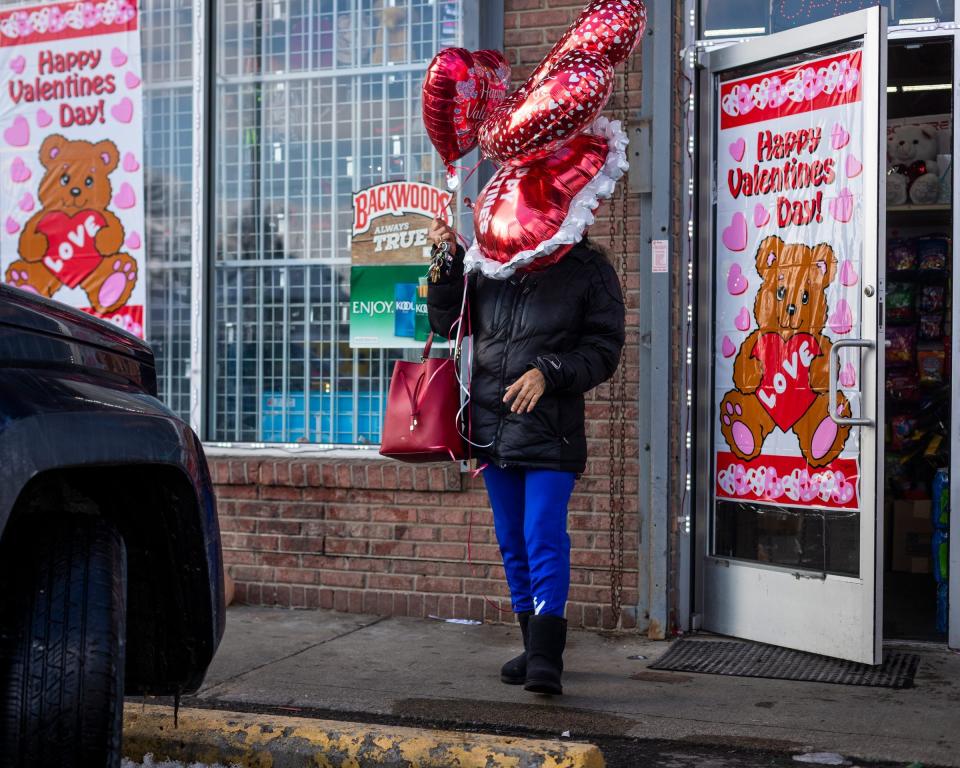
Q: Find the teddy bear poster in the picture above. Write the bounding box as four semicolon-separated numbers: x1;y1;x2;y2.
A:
0;0;145;338
714;48;869;512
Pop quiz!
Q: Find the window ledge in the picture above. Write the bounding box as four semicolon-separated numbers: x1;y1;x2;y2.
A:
204;447;465;493
203;443;385;461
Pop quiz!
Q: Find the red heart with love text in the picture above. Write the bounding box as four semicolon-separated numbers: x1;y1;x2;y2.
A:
36;210;107;288
751;332;822;432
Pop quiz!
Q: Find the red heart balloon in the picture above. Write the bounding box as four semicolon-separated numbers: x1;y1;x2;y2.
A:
479;50;614;167
466;118;627;278
421;48;510;169
527;0;647;87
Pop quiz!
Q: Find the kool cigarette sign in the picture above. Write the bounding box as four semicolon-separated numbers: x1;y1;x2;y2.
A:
0;0;145;337
350;180;452;349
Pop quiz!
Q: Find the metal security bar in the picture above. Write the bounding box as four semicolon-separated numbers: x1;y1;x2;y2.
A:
142;0;196;422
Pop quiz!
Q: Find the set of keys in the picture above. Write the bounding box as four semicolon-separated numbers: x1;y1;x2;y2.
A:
428;239;451;284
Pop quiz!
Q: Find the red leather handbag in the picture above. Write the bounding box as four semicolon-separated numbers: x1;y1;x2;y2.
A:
380;331;466;463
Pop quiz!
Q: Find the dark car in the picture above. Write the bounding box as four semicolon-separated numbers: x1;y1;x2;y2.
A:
0;285;225;768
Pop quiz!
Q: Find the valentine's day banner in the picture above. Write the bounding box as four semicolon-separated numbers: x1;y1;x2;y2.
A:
713;47;865;511
349;180;451;349
0;0;145;338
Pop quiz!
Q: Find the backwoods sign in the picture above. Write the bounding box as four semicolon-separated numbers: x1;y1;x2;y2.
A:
351;181;451;265
349;180;452;349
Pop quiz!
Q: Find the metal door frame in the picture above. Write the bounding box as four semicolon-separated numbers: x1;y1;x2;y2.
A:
694;7;887;664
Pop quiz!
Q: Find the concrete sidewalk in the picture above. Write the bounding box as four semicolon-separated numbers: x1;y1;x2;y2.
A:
166;607;959;766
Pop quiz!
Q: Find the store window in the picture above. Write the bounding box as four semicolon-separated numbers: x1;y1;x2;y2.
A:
701;0;955;38
209;1;462;445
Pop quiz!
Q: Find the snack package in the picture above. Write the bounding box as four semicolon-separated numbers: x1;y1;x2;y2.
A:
886;282;916;321
886;325;917;365
932;467;949;529
886;368;921;401
919;314;944;340
887;239;917;272
932;529;949;584
918;345;947;384
917;236;950;272
891;414;918;449
919;285;947;314
936;581;949;634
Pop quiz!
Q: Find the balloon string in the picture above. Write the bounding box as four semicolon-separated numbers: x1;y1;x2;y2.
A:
447;157;484;190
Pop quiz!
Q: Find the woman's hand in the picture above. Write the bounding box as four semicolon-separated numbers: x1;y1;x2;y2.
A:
503;369;546;413
428;218;456;249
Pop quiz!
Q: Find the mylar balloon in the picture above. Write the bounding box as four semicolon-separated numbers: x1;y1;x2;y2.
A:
479;49;614;167
420;0;645;277
421;47;510;179
526;0;647;87
465;117;629;279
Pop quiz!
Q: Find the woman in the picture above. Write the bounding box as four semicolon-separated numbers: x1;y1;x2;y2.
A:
426;218;626;695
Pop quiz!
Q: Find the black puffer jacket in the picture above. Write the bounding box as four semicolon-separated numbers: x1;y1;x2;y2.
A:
428;241;625;474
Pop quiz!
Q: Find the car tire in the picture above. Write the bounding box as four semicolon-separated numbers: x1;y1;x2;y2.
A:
0;516;127;768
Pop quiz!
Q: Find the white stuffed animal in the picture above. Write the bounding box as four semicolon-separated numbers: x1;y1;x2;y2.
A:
888;124;941;205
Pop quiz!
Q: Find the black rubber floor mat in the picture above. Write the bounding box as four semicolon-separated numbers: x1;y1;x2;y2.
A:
648;639;919;688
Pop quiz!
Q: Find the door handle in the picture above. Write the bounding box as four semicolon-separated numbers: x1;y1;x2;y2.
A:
828;338;875;427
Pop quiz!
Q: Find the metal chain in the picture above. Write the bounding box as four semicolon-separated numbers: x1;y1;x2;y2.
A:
616;66;629;624
608;69;629;626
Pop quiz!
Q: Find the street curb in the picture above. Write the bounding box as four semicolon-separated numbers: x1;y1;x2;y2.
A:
123;704;606;767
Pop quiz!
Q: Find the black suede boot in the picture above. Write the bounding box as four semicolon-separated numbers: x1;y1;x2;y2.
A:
500;611;532;684
523;614;567;695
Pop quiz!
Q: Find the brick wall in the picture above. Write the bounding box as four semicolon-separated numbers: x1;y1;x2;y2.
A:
213;0;648;632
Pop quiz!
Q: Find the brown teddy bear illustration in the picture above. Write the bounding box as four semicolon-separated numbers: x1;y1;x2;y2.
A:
720;235;852;469
5;134;137;315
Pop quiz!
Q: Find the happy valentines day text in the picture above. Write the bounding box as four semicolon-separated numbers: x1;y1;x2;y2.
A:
7;49;114;127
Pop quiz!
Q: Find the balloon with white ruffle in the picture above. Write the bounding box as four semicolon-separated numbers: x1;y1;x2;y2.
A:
420;0;647;277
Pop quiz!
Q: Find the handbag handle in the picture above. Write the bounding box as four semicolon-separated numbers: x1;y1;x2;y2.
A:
420;273;469;362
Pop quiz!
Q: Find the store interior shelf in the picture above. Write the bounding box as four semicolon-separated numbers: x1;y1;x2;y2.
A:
887;204;952;226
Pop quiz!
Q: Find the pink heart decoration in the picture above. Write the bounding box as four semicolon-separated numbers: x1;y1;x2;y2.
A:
840;363;857;389
122;152;140;172
5;217;19;234
734;306;751;331
729;138;746;162
10;157;31;183
829;299;854;335
18;193;34;212
845;154;862;178
727;263;748;296
125;231;142;249
125;71;141;89
753;203;770;228
831;123;850;150
4;116;29;147
111;97;134;124
722;335;736;358
721;212;748;252
829;188;854;223
839;260;859;287
114;182;137;209
36;108;52;128
111;47;128;67
10;55;25;74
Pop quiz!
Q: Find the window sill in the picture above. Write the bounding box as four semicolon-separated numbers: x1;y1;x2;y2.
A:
203;443;385;460
204;446;465;493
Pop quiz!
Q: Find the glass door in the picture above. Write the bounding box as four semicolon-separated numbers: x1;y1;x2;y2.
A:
696;8;887;664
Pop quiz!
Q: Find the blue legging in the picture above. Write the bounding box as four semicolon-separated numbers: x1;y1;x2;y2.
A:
483;466;577;617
